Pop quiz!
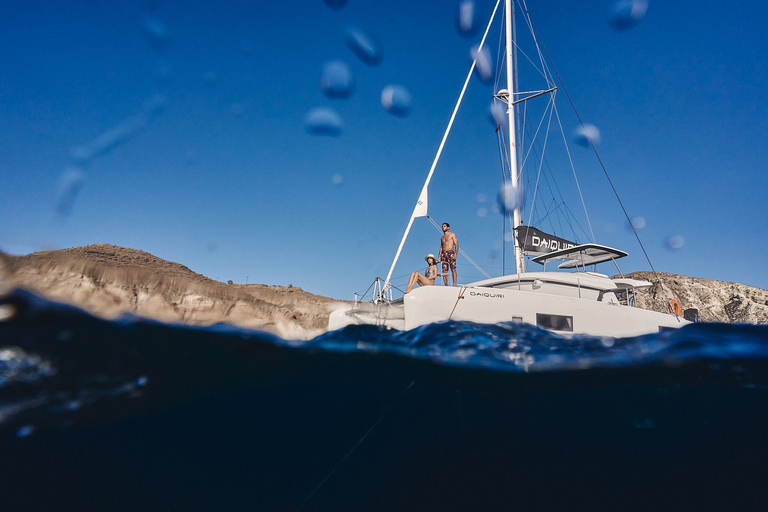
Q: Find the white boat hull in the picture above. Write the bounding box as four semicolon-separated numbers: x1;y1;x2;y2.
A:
330;274;689;337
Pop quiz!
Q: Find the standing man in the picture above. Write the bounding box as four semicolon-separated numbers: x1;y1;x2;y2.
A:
438;222;459;286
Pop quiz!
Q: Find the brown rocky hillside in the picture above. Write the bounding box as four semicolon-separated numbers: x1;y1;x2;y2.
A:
2;245;766;339
619;271;768;324
0;244;344;339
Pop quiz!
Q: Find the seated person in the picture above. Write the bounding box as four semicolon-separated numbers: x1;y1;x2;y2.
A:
405;254;438;293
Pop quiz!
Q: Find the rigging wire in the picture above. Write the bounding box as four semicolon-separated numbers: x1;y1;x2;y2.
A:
426;216;492;279
520;0;677;311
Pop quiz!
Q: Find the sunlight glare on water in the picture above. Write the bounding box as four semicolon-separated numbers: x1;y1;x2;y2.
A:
0;304;16;322
305;107;343;136
381;85;413;117
320;60;355;99
345;26;383;66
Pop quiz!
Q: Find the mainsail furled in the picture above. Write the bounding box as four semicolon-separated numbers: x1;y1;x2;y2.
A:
515;225;577;255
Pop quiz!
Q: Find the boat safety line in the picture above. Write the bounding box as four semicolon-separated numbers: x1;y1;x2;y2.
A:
295;380;417;511
448;286;468;319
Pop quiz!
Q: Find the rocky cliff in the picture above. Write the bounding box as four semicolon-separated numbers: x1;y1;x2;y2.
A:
618;271;768;324
2;245;766;339
0;244;345;339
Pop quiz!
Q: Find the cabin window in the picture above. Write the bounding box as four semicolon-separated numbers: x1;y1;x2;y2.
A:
537;313;573;332
511;316;523;322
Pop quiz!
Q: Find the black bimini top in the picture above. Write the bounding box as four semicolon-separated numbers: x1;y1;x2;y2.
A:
531;243;628;269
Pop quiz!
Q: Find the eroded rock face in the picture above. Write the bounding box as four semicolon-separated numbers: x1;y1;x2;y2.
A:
2;245;766;337
0;244;346;339
618;271;768;324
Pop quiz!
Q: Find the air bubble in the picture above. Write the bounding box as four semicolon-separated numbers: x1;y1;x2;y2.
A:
477;207;487;217
323;0;348;10
574;124;601;147
305;107;343;136
497;183;519;214
490;102;506;127
381;85;412;117
345;27;383;66
141;17;171;51
630;217;646;229
320;60;355;99
331;174;343;185
609;0;649;31
666;235;685;250
15;425;35;438
456;1;479;37
55;167;85;218
470;45;493;84
70;93;166;164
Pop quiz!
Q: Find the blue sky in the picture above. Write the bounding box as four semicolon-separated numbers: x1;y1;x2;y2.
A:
2;0;767;300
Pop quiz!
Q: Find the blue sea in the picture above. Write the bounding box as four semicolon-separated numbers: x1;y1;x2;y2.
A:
2;288;768;511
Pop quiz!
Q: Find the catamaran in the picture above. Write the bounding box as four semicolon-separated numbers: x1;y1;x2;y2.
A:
329;0;690;337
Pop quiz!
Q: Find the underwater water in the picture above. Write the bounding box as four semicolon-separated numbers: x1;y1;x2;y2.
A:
2;288;768;511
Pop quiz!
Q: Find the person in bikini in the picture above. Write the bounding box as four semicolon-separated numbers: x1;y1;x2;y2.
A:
405;254;439;293
438;222;458;286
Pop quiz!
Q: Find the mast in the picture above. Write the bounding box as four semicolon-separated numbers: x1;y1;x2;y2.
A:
505;0;525;274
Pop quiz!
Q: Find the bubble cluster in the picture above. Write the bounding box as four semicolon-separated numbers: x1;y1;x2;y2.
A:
574;123;601;147
305;107;343;136
609;0;649;31
381;85;413;117
320;60;355;99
